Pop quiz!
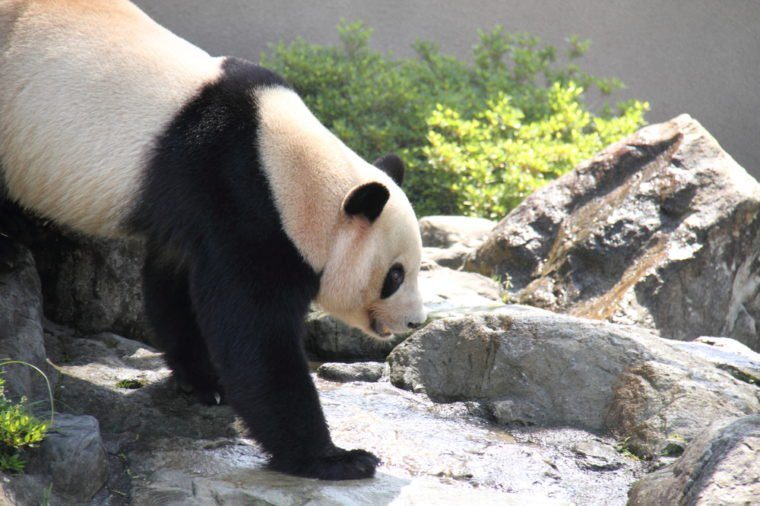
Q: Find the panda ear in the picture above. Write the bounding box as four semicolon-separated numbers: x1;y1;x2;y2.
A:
343;182;390;223
373;153;405;187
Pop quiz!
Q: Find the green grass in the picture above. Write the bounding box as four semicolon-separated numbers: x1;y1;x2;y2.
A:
115;379;144;390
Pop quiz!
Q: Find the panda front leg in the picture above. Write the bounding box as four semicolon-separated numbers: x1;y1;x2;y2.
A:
142;248;224;405
188;249;380;480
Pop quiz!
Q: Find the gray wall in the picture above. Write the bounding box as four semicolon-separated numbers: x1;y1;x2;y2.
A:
135;0;760;180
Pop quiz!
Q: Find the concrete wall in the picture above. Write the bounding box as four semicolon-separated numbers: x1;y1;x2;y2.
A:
135;0;760;180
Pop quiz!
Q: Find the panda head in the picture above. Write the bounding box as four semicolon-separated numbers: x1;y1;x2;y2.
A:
316;154;427;338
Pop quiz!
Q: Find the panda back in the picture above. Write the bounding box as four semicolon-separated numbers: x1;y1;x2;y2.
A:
0;0;222;236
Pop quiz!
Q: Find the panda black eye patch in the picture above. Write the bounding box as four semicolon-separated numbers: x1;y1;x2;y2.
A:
381;263;405;299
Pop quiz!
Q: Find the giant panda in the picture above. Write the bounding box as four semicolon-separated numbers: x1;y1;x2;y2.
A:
0;0;426;480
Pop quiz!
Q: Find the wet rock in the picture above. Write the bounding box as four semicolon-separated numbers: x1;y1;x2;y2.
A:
387;305;760;459
317;362;385;383
419;215;495;249
465;115;760;350
0;244;52;400
628;415;760;505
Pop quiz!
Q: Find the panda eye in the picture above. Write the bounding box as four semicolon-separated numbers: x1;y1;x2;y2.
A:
381;263;405;299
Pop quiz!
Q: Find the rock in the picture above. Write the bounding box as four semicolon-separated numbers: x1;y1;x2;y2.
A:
317;362;385;382
1;414;110;505
419;264;503;318
0;244;52;401
465;115;760;351
35;414;109;502
419;215;495;249
419;216;496;270
628;415;760;505
0;201;149;340
31;232;148;339
304;311;406;361
671;336;760;386
422;244;472;269
305;266;503;361
387;305;760;459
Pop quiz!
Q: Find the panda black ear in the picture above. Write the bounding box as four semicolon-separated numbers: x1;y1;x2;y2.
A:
343;182;390;223
373;153;405;187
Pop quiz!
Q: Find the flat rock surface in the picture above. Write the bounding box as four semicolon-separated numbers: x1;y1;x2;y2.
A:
465;115;760;351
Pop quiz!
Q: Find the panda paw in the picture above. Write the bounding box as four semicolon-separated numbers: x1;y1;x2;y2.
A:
174;376;226;406
271;447;380;480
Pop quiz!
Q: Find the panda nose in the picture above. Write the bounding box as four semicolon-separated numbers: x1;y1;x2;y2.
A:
407;321;422;329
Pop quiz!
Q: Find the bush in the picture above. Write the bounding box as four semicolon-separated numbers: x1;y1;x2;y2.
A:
261;21;648;217
0;362;53;474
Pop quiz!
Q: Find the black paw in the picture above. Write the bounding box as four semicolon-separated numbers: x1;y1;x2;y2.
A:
270;447;380;480
174;375;226;406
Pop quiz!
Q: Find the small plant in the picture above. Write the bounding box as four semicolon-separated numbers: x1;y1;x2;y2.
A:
0;361;53;473
115;379;144;390
661;433;686;457
614;437;640;460
492;273;514;303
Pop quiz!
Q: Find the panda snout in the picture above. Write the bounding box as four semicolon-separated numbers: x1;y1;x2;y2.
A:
407;321;422;329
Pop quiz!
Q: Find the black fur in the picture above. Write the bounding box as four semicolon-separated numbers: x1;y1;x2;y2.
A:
373;153;405;186
129;58;379;479
343;182;390;223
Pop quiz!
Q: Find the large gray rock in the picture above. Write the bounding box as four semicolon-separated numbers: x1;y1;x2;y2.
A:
1;414;110;505
465;115;760;351
31;233;148;339
0;244;51;401
387;306;760;459
628;415;760;505
35;414;109;502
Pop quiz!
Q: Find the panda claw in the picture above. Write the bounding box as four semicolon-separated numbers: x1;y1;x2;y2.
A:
214;392;222;405
270;447;380;480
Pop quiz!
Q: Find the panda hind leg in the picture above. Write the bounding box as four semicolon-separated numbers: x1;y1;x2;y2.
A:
142;249;225;406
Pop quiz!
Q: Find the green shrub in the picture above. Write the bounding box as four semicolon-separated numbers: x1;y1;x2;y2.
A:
423;86;648;218
0;362;53;473
261;21;649;217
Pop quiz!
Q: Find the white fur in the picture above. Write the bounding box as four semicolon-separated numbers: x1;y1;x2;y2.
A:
0;0;222;236
256;87;425;335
